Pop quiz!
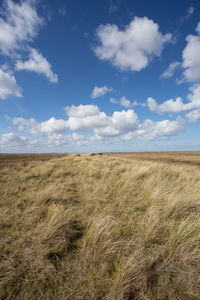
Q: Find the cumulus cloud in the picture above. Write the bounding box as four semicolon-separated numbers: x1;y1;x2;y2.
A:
91;85;113;98
64;103;183;140
147;96;187;114
0;0;43;56
95;109;139;138
182;22;200;82
65;104;139;137
0;132;27;146
0;131;86;152
65;104;101;118
164;22;200;84
15;48;58;83
65;104;139;136
161;61;181;78
65;104;109;131
0;68;22;99
12;117;68;135
120;96;132;108
134;117;185;140
186;109;200;123
47;133;84;147
94;17;172;71
147;84;200;114
8;103;186;151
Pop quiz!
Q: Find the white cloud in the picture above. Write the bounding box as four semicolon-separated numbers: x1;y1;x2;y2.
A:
110;96;146;108
64;104;183;141
147;84;200;114
0;132;40;152
186;109;200;123
65;104;109;131
65;104;100;118
0;131;86;152
161;61;181;78
0;0;43;55
8;103;186;151
112;109;139;131
187;84;200;105
182;23;200;82
94;17;172;71
91;85;113;98
65;105;139;137
15;48;58;83
0;1;57;86
0;68;22;99
132;101;146;107
47;133;84;146
95;109;139;138
110;97;118;104
0;132;27;146
147;96;187;114
134;117;185;140
65;104;139;136
12;117;68;135
120;96;132;108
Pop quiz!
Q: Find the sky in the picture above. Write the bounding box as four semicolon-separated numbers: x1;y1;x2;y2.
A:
0;0;200;153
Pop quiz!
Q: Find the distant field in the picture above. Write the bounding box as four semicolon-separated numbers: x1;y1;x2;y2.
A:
0;154;200;299
1;151;200;168
0;153;67;167
106;151;200;166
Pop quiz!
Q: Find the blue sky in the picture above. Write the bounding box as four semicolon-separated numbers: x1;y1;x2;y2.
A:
0;0;200;153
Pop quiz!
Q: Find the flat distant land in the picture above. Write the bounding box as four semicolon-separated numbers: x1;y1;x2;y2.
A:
0;153;67;167
1;151;200;167
105;151;200;166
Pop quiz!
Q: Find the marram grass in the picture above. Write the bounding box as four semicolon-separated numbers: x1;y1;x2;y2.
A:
0;154;200;299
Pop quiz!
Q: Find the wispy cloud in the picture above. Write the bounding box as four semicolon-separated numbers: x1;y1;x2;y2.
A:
0;0;43;56
0;68;22;99
161;61;181;78
91;85;113;98
110;96;146;108
15;48;58;83
0;0;58;90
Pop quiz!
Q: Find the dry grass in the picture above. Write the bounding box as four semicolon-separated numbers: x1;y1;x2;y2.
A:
0;153;67;167
0;154;200;299
106;151;200;166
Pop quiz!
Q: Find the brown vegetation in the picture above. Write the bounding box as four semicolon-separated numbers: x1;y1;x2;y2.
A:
0;153;67;167
0;154;200;299
106;151;200;166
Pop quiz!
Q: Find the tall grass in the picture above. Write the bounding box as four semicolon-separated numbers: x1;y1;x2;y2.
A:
0;154;200;299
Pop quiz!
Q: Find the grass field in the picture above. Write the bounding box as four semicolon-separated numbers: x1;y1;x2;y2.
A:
0;153;67;167
105;151;200;166
0;152;200;299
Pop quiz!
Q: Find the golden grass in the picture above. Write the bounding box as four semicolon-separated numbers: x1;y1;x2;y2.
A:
106;151;200;166
0;154;200;299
